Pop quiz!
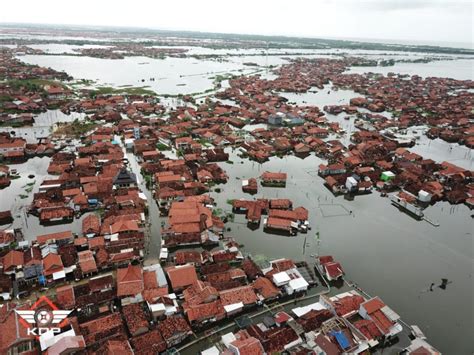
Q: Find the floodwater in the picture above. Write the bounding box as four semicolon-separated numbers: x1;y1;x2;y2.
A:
1;45;473;353
209;149;473;354
16;45;473;95
19;54;269;95
0;110;84;143
346;59;474;81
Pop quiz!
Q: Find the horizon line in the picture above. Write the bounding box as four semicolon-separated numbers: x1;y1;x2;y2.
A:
0;21;472;51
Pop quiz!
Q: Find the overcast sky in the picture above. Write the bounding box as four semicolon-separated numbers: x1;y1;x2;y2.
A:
1;0;472;47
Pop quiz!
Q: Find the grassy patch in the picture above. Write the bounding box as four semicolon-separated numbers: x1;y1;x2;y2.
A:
4;79;68;91
54;119;98;137
156;143;170;151
91;86;157;96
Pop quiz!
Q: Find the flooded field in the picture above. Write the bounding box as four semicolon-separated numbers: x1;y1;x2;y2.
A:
18;46;474;95
0;44;472;353
346;58;474;81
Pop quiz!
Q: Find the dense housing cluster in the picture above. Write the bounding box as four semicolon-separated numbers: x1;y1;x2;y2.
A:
0;40;465;354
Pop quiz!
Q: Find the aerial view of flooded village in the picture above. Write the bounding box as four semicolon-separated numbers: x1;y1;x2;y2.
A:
0;1;472;354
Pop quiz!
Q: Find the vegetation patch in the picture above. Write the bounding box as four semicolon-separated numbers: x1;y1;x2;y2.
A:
54;119;98;137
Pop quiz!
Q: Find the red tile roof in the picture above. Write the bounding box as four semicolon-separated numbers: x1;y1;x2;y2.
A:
261;171;287;181
2;250;24;272
37;230;72;244
184;300;225;323
122;303;149;336
271;259;296;272
182;280;219;306
46;335;86;354
103;339;133;355
82;214;101;235
362;298;394;335
56;285;75;309
42;253;64;276
353;319;383;340
131;329;167;354
219;285;258;306
334;295;365;316
117;264;144;297
230;335;264;355
79;313;125;346
165;264;198;291
324;262;344;279
252;277;281;300
110;220;139;234
157;316;192;342
0;303;34;354
78;250;98;274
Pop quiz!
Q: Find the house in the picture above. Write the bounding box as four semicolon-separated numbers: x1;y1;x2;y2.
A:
131;329;167;354
175;136;194;150
0;303;36;354
165;264;198;293
252;277;281;301
318;164;347;177
317;255;344;281
219;285;258;316
0;139;26;155
46;85;69;99
404;338;441;355
116;264;144;298
242;178;258;194
122;303;149;337
2;250;24;274
228;331;264;355
42;253;64;280
264;217;294;233
39;207;74;224
79;313;126;348
113;168;137;188
294;143;310;155
82;214;101;237
184;300;226;326
37;231;73;246
77;250;98;275
359;297;403;337
261;171;287;187
46;335;86;354
157;315;193;347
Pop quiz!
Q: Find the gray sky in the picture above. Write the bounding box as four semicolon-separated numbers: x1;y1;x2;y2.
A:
1;0;472;46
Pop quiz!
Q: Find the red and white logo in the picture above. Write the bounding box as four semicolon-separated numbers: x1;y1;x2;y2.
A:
15;296;72;337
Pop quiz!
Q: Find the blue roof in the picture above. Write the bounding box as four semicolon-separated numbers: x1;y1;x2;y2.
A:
331;330;350;349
